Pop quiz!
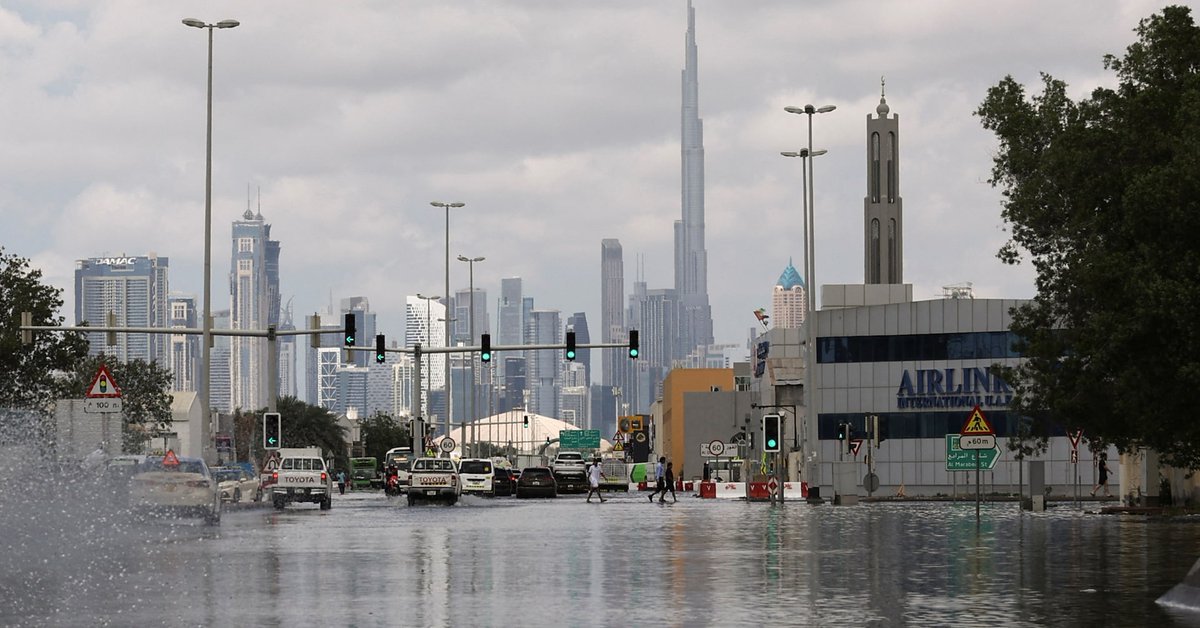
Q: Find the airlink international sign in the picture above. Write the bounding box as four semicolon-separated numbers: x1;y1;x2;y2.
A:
896;367;1012;409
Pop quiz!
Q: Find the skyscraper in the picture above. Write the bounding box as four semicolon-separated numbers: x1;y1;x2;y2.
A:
230;207;280;411
525;309;561;417
406;295;447;422
168;293;199;392
74;254;169;363
865;84;904;284
600;239;624;389
675;0;714;354
772;259;807;329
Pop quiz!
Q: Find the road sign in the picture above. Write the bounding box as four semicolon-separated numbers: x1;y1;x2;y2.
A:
634;432;647;443
959;434;996;450
960;405;994;436
863;472;880;492
86;364;122;398
708;440;725;456
439;438;456;453
767;477;779;496
612;432;624;444
1069;429;1084;450
559;429;601;449
614;442;623;452
162;449;180;467
945;435;1000;470
84;398;123;414
619;417;632;433
850;439;864;457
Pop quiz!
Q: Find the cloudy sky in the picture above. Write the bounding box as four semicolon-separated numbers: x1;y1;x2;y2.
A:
1;0;1182;351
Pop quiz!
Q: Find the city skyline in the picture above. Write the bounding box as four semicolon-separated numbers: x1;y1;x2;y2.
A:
5;1;1168;360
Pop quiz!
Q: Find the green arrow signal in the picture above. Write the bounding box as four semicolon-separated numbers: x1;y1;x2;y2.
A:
268;436;277;445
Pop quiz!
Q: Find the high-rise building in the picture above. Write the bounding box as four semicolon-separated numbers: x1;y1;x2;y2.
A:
498;277;523;392
406;295;447;423
391;354;415;418
600;239;625;389
566;312;591;384
314;347;341;411
675;0;715;355
865;85;904;284
168;293;199;392
525;309;561;417
230;208;280;411
304;307;344;407
277;298;298;400
772;259;807;329
341;297;376;369
453;288;489;345
210;309;232;413
74;254;169;363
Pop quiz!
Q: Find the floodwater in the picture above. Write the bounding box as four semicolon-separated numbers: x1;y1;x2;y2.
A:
4;485;1200;627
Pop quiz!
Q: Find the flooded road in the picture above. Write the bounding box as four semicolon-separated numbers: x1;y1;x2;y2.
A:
4;489;1200;626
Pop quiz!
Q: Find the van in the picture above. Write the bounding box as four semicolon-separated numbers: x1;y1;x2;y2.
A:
458;458;495;496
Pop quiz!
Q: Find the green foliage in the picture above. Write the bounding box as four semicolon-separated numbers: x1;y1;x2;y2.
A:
359;412;410;467
0;247;89;413
976;6;1200;468
247;396;348;470
64;354;175;452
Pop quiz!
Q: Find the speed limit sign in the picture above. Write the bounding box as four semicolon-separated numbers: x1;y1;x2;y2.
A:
707;440;725;456
439;437;456;453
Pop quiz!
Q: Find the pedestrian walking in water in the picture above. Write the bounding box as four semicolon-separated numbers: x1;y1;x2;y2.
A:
660;462;678;503
586;458;607;503
1090;453;1111;497
649;456;666;502
337;470;347;495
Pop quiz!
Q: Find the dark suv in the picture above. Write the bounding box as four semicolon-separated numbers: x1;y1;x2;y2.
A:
515;467;556;498
493;468;515;497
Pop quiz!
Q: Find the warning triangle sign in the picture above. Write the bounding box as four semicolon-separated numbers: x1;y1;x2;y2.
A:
960;405;994;436
86;364;122;398
162;449;180;467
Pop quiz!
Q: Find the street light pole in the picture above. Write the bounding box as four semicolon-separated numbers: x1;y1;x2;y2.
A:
417;293;441;432
431;201;464;447
458;255;485;454
183;17;239;464
784;101;834;489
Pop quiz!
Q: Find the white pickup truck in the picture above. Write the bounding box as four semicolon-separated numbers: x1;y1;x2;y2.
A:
270;447;333;510
550;452;588;493
407;457;460;506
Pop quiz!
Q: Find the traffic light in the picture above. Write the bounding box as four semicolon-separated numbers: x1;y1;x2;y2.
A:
480;333;492;363
836;422;847;442
263;412;281;449
762;414;781;452
523;415;530;428
565;331;576;361
375;334;386;363
628;329;639;358
343;313;356;346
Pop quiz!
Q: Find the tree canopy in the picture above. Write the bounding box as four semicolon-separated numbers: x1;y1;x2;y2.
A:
359;412;410;466
63;354;175;452
247;397;348;470
0;248;89;413
976;6;1200;468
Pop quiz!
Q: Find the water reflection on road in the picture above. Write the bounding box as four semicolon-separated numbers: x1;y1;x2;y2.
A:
5;491;1200;627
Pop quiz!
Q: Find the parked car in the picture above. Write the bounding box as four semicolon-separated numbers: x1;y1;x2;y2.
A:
458;458;495;496
212;467;261;503
492;467;515;497
515;467;557;498
129;455;221;525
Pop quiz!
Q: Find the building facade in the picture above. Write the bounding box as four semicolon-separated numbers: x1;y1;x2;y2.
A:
74;254;169;363
772;259;807;329
229;209;280;411
167;293;199;392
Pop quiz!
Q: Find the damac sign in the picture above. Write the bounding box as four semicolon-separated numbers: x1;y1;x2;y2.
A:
93;257;141;265
896;367;1012;409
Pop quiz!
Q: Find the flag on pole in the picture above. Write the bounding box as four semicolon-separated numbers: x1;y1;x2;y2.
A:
753;307;770;329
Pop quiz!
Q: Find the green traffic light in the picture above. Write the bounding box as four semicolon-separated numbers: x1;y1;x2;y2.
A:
566;350;576;360
629;348;638;358
481;351;491;362
767;438;777;448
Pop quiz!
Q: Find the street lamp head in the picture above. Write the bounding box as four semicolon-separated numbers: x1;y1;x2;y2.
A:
781;151;800;158
431;201;465;209
182;18;206;28
784;106;804;114
781;149;827;158
817;104;837;113
457;255;470;262
216;20;240;28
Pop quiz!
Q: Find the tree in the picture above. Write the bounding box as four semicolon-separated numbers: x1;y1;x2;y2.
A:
359;412;410;466
0;248;89;413
976;5;1200;468
247;396;348;471
63;354;175;452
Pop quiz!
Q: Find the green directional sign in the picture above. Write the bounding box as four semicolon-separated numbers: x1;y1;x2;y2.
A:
945;434;1000;471
559;429;600;450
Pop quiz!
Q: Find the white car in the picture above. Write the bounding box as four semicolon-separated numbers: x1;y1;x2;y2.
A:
458;458;495;496
212;467;261;503
130;455;221;525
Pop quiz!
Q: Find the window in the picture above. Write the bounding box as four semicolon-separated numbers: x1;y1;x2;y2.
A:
460;461;492;474
818;331;1024;363
887;132;897;203
869;219;881;283
238;260;252;272
888;219;898;283
871;133;881;202
238;238;254;252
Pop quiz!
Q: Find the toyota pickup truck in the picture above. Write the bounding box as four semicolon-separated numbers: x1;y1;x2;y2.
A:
550;452;588;494
406;457;460;506
270;447;333;510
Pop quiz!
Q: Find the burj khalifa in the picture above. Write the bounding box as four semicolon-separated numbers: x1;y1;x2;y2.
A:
674;0;714;354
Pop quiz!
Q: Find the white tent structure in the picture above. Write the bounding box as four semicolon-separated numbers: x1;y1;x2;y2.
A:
433;410;612;457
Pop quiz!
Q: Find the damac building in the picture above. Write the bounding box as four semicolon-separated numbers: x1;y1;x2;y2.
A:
75;254;169;363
